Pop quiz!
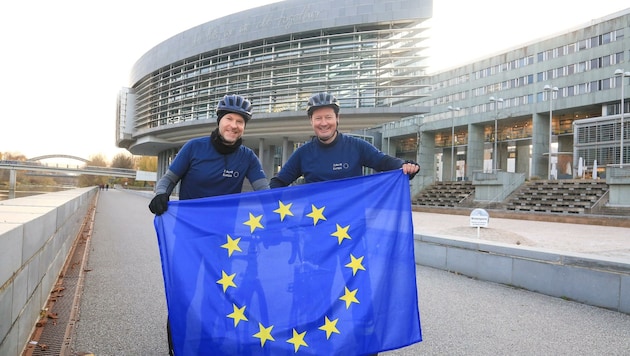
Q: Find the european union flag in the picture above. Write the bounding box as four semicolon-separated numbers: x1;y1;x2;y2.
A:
154;170;422;355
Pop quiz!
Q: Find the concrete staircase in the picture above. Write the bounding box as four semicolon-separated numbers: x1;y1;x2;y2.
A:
413;179;629;217
415;181;475;208
504;180;608;214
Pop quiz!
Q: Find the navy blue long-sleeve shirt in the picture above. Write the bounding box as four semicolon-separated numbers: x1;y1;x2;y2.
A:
270;133;404;187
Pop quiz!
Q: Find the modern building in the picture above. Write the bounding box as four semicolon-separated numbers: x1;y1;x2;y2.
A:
116;0;432;190
411;7;630;185
116;0;630;199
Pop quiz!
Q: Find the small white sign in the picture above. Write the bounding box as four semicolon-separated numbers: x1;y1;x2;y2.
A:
135;170;157;182
469;208;489;228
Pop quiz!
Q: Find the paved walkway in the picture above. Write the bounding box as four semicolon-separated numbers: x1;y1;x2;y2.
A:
411;211;630;261
69;188;630;355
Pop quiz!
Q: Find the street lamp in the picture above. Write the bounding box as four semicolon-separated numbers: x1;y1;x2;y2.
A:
614;69;630;168
448;106;460;181
544;85;559;180
489;96;503;173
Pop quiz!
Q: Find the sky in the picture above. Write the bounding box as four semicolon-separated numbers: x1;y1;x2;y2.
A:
1;0;628;162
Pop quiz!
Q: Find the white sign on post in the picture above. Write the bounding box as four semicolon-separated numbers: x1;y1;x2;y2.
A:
469;208;489;238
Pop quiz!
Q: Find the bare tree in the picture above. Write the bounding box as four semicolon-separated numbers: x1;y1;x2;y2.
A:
111;153;135;169
0;152;27;184
78;154;109;187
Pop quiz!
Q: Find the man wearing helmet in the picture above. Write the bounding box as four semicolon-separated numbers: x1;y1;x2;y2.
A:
149;93;269;212
270;92;418;356
270;92;420;188
149;95;269;215
149;94;269;355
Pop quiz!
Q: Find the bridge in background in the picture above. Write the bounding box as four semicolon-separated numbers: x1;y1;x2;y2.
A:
26;154;91;163
1;156;155;198
0;160;137;178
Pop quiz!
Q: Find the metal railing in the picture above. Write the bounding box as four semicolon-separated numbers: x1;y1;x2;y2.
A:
0;160;137;178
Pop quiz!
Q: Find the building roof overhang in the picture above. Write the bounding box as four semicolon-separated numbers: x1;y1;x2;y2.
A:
127;106;429;156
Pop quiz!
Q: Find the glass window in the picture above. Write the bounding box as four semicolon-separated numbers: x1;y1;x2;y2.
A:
578;39;588;50
615;29;624;40
615;51;623;64
590;58;600;69
547;69;554;79
590;36;600;47
591;80;600;91
577;61;586;73
575;83;586;95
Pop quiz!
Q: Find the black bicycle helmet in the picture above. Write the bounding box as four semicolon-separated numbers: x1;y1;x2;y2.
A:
306;92;340;117
216;94;253;123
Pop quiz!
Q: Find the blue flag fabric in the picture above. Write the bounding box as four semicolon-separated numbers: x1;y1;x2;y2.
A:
154;170;422;355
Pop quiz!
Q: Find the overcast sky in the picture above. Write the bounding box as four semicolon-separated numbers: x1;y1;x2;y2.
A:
1;0;628;162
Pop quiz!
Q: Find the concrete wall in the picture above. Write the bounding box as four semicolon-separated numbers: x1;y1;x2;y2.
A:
414;234;630;314
0;187;97;356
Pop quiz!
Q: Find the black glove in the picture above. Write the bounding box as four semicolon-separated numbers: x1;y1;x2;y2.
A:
404;160;420;180
149;193;169;215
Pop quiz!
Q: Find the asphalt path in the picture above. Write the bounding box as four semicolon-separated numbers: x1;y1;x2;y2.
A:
70;188;630;355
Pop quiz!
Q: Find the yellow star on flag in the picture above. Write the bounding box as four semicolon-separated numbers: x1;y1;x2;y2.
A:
221;234;242;257
227;304;248;327
286;328;308;352
331;223;351;244
216;270;237;292
243;212;264;233
339;286;360;309
273;201;294;221
306;204;326;225
253;322;275;347
345;254;366;275
318;316;340;339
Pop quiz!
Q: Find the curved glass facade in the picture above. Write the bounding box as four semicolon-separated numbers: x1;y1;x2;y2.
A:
133;23;427;130
116;0;432;160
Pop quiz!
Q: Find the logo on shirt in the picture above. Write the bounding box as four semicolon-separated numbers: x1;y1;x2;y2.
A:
223;169;240;178
332;163;350;171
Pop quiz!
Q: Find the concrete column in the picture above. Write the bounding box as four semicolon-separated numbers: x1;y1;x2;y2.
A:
258;138;265;164
418;131;435;178
282;137;290;165
9;169;16;199
532;113;549;179
467;123;485;177
516;143;532;178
